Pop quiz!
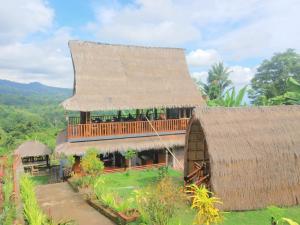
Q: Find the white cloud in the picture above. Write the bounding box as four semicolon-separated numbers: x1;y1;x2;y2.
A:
87;0;261;46
0;0;54;43
0;0;74;88
186;49;220;67
87;0;300;59
207;0;300;59
229;66;256;88
0;28;73;88
191;65;256;89
191;71;208;84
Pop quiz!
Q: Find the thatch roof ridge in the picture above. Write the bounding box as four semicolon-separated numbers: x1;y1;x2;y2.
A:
68;40;185;51
63;40;204;111
186;105;300;210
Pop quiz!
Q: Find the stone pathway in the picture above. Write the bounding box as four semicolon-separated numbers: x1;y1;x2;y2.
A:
36;182;115;225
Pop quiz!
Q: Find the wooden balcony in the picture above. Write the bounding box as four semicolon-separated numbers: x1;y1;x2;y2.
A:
67;118;189;142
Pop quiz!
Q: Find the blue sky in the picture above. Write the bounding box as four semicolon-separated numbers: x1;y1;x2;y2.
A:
0;0;299;88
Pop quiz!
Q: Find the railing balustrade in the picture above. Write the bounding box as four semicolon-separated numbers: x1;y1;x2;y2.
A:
67;118;189;139
68;113;166;125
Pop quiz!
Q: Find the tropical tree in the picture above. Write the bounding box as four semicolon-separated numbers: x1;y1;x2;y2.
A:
208;86;248;107
268;77;300;105
203;62;232;100
249;49;300;105
81;148;104;177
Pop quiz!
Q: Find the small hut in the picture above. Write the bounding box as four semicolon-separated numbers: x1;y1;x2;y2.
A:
15;141;51;174
184;105;300;210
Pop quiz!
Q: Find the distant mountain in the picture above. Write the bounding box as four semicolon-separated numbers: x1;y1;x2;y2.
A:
0;79;72;107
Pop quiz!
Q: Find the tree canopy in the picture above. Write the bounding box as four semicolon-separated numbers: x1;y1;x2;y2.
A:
249;49;300;105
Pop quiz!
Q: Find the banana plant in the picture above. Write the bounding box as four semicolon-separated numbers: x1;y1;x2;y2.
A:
269;77;300;105
207;85;248;107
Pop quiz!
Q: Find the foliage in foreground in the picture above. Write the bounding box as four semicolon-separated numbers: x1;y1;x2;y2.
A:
20;175;47;225
135;177;185;225
0;157;16;225
186;184;222;225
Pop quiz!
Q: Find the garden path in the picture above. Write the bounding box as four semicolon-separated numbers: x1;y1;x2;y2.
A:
35;182;115;225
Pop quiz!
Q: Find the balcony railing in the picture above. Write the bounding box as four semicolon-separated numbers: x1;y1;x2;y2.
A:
67;118;189;140
68;113;166;125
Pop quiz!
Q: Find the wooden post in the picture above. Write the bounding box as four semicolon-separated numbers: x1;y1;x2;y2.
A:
118;110;122;120
80;111;91;124
86;112;91;123
112;152;115;167
165;150;168;166
46;155;49;168
65;111;69;124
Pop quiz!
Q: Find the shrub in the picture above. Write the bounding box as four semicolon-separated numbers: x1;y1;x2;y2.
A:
185;184;222;225
81;148;104;177
158;166;169;180
20;175;47;225
124;149;136;168
20;174;74;225
135;177;185;225
93;177;133;214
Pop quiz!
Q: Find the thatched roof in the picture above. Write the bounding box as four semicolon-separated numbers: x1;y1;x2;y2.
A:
185;105;300;210
62;40;203;111
14;141;51;157
55;130;185;155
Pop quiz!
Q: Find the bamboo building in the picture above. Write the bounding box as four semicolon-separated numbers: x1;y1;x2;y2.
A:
184;106;300;210
56;40;203;170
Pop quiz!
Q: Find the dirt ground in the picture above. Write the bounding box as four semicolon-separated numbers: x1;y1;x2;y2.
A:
35;182;115;225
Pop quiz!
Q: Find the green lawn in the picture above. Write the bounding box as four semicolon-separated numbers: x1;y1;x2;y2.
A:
223;206;300;225
100;169;300;225
29;175;49;185
101;168;182;200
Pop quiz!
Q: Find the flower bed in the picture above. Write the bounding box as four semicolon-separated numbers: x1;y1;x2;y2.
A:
67;168;187;224
68;175;140;224
87;198;139;225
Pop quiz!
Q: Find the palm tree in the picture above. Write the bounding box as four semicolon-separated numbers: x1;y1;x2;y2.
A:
205;62;232;100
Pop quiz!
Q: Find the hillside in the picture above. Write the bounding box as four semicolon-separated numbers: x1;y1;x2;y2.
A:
0;79;72;107
0;79;72;155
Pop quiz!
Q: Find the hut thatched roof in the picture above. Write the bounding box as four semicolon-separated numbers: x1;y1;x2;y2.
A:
62;40;203;111
55;130;185;155
14;141;51;157
185;105;300;210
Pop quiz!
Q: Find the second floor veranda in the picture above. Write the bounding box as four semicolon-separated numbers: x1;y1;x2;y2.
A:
66;108;192;142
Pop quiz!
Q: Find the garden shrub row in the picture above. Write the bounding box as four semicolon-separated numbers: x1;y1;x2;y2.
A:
0;157;16;225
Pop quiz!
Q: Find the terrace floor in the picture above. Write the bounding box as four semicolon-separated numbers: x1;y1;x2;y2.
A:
35;182;114;225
